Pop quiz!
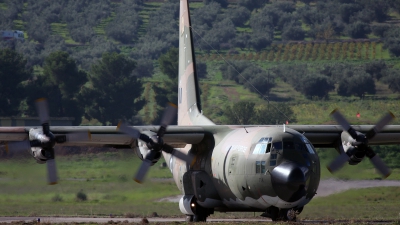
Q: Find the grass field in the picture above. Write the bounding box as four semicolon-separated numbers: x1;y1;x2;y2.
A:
1;151;400;221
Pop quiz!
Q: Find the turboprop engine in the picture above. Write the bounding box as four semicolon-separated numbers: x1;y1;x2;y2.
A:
327;109;393;178
134;131;162;166
117;103;193;183
339;131;365;165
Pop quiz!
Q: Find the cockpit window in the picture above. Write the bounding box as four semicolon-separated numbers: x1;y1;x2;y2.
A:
301;136;310;144
305;144;315;154
253;143;268;154
283;141;295;150
272;142;282;150
253;137;272;154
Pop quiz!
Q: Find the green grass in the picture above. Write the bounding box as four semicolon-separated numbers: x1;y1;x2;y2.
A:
2;151;400;220
13;19;25;31
50;23;78;44
0;152;181;217
292;99;400;125
138;3;163;37
301;187;400;220
0;2;7;10
93;12;116;36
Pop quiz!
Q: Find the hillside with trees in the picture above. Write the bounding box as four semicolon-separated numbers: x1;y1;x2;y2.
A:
1;0;400;127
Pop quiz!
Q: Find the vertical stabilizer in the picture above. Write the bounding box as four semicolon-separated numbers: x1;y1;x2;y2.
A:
178;0;214;126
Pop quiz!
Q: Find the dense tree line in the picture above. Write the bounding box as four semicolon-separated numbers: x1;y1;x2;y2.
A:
222;100;297;125
0;48;143;126
2;0;400;54
220;60;275;96
3;0;400;59
2;0;400;126
273;61;399;99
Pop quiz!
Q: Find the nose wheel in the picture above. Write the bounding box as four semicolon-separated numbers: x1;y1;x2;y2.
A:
262;206;301;222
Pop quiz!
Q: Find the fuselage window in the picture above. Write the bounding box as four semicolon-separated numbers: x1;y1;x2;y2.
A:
256;161;261;173
256;161;267;173
261;161;266;173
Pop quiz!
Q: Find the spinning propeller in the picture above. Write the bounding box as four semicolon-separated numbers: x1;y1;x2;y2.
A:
328;109;394;178
117;103;194;183
5;98;91;185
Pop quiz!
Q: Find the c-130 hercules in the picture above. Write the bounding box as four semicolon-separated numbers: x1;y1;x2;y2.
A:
2;0;400;222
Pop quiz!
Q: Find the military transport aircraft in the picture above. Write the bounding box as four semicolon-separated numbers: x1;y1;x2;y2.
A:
1;0;400;222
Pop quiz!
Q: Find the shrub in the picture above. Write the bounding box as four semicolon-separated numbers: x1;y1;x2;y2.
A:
51;194;63;202
76;190;87;201
345;21;371;39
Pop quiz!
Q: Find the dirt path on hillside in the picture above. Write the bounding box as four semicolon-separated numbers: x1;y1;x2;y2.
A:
157;179;400;202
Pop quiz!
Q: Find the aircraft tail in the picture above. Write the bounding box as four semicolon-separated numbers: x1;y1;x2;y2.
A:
178;0;214;126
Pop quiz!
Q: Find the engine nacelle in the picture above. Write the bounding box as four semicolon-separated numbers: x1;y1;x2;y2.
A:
347;146;365;165
132;131;161;166
28;128;48;164
30;147;47;164
340;131;365;165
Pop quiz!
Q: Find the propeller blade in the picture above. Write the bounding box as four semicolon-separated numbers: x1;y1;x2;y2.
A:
5;141;31;153
171;149;195;166
330;109;358;139
134;159;152;184
369;154;391;178
35;98;50;124
117;122;141;139
366;147;391;178
327;153;350;173
157;103;177;137
160;103;178;127
46;158;58;185
162;144;195;166
117;122;152;143
365;112;395;140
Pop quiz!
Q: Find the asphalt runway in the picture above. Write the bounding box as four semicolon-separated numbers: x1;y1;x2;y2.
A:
0;217;272;223
0;217;396;224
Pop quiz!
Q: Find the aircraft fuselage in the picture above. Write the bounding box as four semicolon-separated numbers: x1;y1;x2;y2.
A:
165;126;320;213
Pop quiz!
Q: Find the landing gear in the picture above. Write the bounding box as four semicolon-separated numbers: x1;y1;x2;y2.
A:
191;203;213;222
279;208;297;221
262;206;302;222
185;215;193;222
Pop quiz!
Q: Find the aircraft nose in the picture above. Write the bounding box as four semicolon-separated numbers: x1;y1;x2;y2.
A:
270;161;309;202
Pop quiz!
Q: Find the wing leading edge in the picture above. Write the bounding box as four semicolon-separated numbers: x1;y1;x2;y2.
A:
1;124;400;149
0;126;207;149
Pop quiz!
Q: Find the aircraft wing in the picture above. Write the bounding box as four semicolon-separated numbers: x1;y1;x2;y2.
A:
287;125;400;148
0;126;208;149
2;124;400;150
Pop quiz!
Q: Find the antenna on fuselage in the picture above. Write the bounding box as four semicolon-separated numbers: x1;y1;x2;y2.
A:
283;124;286;133
244;127;248;133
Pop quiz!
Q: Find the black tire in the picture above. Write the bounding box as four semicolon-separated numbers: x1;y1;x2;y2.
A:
185;215;193;222
280;209;297;222
193;214;206;222
269;207;279;221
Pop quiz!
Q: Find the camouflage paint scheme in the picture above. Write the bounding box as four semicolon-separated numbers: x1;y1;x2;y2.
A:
2;0;400;220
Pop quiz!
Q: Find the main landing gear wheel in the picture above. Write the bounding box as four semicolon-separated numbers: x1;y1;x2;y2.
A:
263;206;299;222
191;203;211;222
280;208;297;222
193;214;207;222
185;215;193;222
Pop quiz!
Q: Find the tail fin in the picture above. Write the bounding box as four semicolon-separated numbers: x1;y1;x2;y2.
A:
178;0;214;126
